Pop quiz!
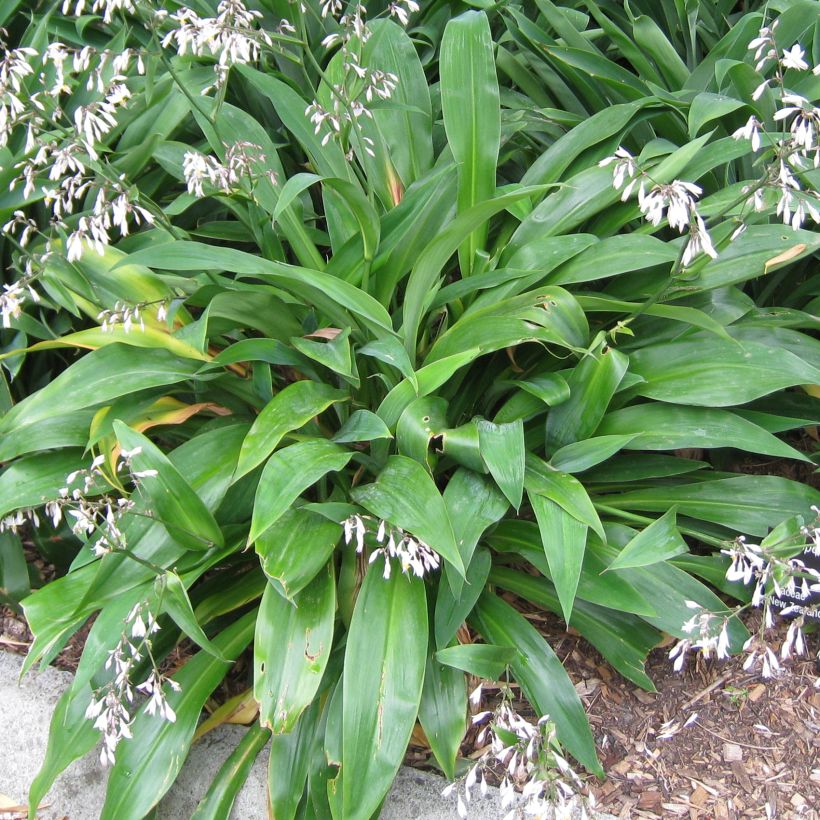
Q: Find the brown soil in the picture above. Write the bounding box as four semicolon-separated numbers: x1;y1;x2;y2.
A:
416;605;820;820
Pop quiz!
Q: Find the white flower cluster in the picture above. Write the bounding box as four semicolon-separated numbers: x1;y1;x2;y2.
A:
85;601;180;766
670;510;820;682
98;298;168;332
343;513;441;579
161;0;272;91
600;148;717;266
0;36;38;149
61;0;138;24
3;41;150;279
64;180;154;262
730;21;820;231
182;141;273;198
668;601;732;672
307;1;412;155
0;273;40;328
0;447;156;558
443;684;593;820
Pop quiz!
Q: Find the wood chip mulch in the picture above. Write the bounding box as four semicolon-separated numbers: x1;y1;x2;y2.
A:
450;606;820;820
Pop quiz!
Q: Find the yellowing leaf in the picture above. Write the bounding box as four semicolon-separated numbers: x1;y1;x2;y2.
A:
764;243;807;273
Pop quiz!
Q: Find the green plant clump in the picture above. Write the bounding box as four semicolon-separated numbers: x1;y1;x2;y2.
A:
0;0;819;818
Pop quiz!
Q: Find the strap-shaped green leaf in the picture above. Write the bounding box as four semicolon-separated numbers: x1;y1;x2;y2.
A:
190;722;271;820
114;421;224;550
529;492;588;624
441;10;500;277
254;568;335;733
249;440;352;543
341;561;428;820
472;592;602;776
235;380;347;480
418;650;467;780
435;643;518;679
477;419;525;510
0;345;199;435
545;341;628;455
351;455;464;578
606;508;688;572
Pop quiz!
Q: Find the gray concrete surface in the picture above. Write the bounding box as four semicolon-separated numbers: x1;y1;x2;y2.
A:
0;651;610;819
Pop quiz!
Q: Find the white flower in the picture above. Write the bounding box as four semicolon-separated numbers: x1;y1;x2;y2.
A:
682;213;718;266
732;115;762;152
781;44;809;71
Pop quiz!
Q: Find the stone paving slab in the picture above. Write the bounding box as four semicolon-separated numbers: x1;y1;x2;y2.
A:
0;651;611;819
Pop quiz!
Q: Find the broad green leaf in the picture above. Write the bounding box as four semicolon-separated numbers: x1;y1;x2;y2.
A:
7;325;211;363
377;349;479;430
550;434;637;473
435;643;518;679
0;450;83;520
358;336;417;390
100;610;257;820
545;342;628;455
441;10;501;276
472;592;602;775
692;225;820;291
582;453;709;483
486;521;656;618
517;373;571;407
632;13;689;88
0;346;199;435
362;19;433;189
548;235;678;285
507;234;598;277
249;440;352;543
162;571;227;660
190;722;271;820
522;98;654;186
597;404;810;462
525;455;604;539
628;334;820;406
476;419;525;510
400;186;550;359
529;493;587;624
418;651;467;780
341;561;427;820
235;381;347;479
255;568;335;733
426;288;588;364
688;92;745;137
333;410;393;443
351;455;464;577
268;701;320;820
114;421;224;550
435;422;480;477
0;531;28;607
599;476;820;538
435;547;492;650
606;508;688;571
443;470;508;591
576;295;734;340
591;529;749;646
396;396;449;470
121;242;394;338
489;567;658;691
